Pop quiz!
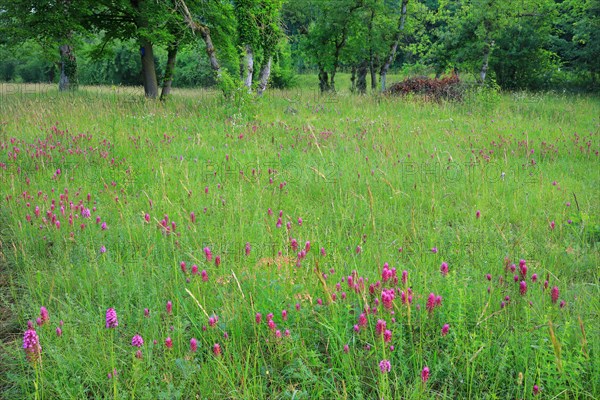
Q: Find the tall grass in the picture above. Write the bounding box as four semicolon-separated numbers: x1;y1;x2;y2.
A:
0;82;598;399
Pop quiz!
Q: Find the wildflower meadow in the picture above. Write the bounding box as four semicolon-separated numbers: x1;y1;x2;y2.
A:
0;84;598;399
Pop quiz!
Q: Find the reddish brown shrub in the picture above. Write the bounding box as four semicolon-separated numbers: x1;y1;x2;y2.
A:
386;73;463;102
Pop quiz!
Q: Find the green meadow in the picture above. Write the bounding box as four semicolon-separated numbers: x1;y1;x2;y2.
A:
0;82;598;399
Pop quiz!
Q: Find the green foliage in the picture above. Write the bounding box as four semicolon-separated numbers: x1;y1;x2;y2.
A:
269;40;297;89
0;41;55;83
191;0;240;75
288;0;363;73
217;67;241;97
78;40;145;86
551;0;600;84
172;44;218;88
489;1;559;90
465;76;502;110
234;0;260;48
1;0;598;92
422;0;563;90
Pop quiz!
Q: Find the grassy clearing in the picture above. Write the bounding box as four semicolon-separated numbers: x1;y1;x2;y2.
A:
0;82;599;399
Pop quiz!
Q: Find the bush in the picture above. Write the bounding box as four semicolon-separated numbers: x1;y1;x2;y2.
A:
269;40;297;89
386;73;464;101
269;62;297;89
0;42;55;83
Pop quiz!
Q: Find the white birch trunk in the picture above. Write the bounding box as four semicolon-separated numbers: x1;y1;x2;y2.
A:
480;40;494;85
257;57;272;96
380;0;408;92
244;44;254;91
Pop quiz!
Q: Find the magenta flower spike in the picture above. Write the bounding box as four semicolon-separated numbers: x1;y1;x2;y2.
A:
441;324;449;336
105;308;118;328
551;286;560;303
131;334;144;347
440;261;448;276
379;359;391;373
23;329;41;362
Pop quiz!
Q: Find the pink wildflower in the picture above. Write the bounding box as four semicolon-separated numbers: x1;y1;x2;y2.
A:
379;359;391;373
105;308;118;328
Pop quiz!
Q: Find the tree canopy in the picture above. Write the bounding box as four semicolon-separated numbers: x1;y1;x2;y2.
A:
0;0;597;95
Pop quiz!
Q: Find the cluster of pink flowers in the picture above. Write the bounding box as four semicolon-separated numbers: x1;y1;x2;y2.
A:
519;259;528;279
38;307;49;326
426;293;442;313
203;247;212;262
519;281;528;295
381;289;395;310
131;334;144;347
551;286;560;303
379;359;391;373
441;324;450;336
105;308;118;328
355;312;368;332
440;261;449;276
376;319;387;336
381;263;397;284
23;328;41;362
157;214;176;235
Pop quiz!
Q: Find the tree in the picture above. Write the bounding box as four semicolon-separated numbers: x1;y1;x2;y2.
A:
176;0;237;85
235;0;260;90
552;0;600;84
425;0;558;88
290;0;364;93
344;0;387;93
254;0;284;95
0;0;88;91
379;0;408;91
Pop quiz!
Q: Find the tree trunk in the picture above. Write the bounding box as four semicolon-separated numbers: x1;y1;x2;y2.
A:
59;44;77;91
480;40;494;85
319;68;331;93
178;0;222;79
257;56;272;96
368;7;377;91
160;43;178;101
357;60;368;94
244;44;254;91
380;0;408;92
199;26;222;79
370;59;377;91
140;39;159;98
330;39;345;93
350;66;357;93
329;70;337;92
